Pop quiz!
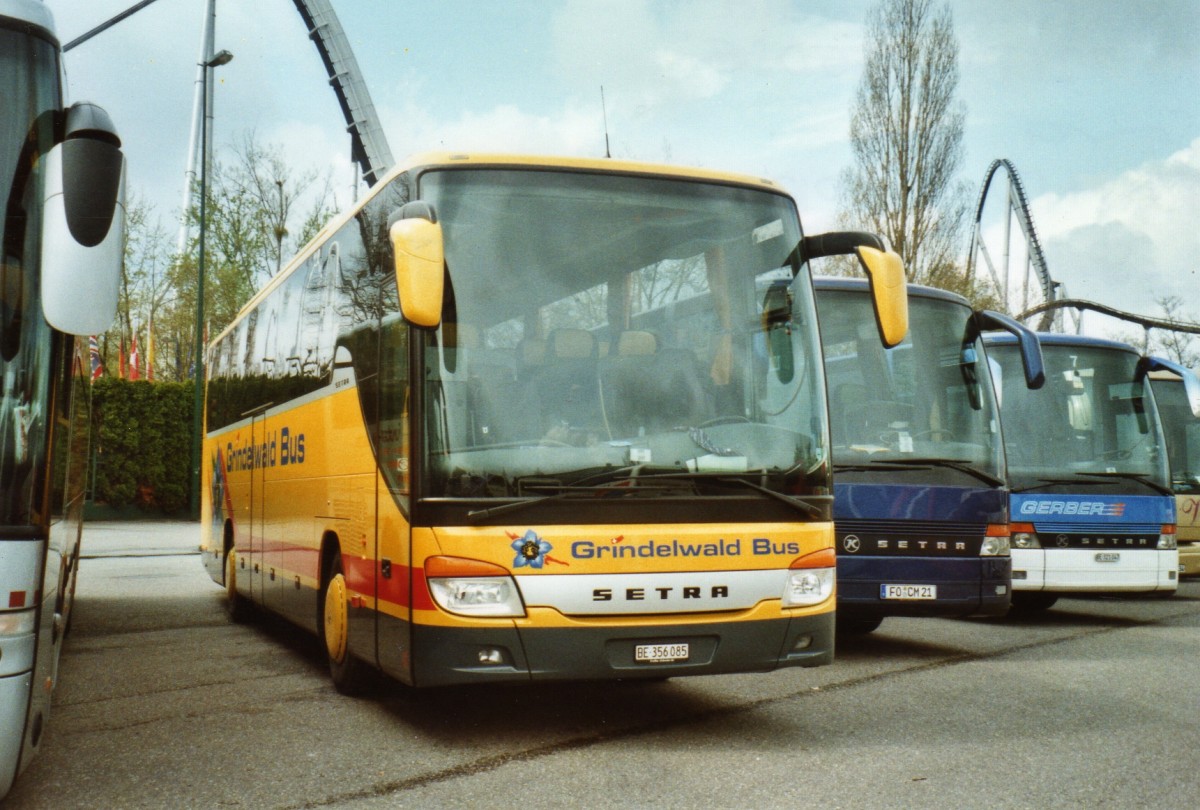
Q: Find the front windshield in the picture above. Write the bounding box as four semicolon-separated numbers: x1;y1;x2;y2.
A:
1;28;58;527
817;289;1003;484
1149;375;1200;494
990;343;1170;493
418;167;829;500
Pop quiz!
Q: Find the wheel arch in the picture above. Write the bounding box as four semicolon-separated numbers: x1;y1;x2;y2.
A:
221;519;235;585
317;530;342;628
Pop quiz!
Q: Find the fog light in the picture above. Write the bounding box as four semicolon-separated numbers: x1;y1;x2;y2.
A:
477;648;505;665
996;585;1007;595
792;635;813;651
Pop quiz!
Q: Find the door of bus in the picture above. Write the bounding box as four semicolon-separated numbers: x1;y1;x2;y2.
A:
248;408;269;607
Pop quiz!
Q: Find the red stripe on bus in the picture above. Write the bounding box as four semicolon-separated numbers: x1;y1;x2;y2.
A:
338;557;436;612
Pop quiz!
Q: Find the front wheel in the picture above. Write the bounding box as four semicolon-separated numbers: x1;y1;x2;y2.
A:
322;553;370;695
1009;591;1058;615
836;615;883;636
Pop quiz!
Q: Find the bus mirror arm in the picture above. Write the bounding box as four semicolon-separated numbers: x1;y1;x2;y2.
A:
975;310;1045;389
389;201;445;329
40;101;126;335
799;232;908;349
1143;355;1200;418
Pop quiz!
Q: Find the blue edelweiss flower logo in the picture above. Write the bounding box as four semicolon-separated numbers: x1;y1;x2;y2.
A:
510;530;552;569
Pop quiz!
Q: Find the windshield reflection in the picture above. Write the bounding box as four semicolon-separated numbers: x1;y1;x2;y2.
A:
417;168;830;500
817;287;1004;485
991;343;1170;494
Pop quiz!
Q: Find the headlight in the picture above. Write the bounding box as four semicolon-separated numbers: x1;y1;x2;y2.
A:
1158;525;1177;550
425;556;525;617
982;524;1010;556
1010;523;1040;549
782;569;835;607
783;548;835;607
427;576;525;617
980;535;1011;556
0;609;37;637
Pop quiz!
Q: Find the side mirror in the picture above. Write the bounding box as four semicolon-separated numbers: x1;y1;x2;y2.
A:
801;231;908;348
854;246;908;348
389;201;444;329
975;310;1045;389
1145;356;1200;418
41;101;126;335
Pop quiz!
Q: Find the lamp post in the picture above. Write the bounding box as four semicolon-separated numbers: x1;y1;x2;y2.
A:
190;48;233;518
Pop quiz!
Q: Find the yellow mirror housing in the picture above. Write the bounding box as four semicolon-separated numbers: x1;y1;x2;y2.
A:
856;246;908;348
390;217;445;328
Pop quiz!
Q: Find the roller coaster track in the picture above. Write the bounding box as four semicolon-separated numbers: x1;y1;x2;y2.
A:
966;159;1063;331
1019;298;1200;338
291;0;394;187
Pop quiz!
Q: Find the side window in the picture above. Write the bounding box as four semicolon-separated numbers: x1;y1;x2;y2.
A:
379;317;410;503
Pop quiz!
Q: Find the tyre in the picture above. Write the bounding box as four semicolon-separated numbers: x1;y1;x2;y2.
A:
836;615;883;635
321;552;369;695
1008;591;1058;615
225;548;252;623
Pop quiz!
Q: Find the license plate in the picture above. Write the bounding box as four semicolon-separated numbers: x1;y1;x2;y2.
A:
1095;552;1120;563
635;643;689;663
881;584;937;600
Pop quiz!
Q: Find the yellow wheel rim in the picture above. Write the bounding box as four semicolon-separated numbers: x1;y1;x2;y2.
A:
324;572;349;663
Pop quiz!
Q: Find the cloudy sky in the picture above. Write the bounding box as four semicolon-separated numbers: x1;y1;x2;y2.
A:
48;0;1200;339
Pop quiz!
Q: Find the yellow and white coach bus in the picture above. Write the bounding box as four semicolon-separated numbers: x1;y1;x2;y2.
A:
200;152;906;692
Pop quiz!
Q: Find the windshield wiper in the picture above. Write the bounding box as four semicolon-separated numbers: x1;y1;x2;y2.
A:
834;462;932;473
466;491;577;522
860;457;1005;488
1012;476;1110;493
464;468;696;522
1075;471;1173;497
638;471;828;519
719;476;827;518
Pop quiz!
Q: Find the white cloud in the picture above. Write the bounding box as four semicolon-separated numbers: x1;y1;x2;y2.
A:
380;100;605;160
549;0;862;111
1028;138;1200;333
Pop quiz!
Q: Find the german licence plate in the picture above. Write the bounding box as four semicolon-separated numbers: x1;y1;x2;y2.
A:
635;643;689;663
1095;552;1120;563
881;584;937;600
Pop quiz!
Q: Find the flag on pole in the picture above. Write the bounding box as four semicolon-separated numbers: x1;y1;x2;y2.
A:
146;315;155;381
89;336;103;381
129;331;140;381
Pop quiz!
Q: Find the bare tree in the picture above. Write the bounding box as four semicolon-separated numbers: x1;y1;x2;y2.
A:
839;0;977;297
1102;296;1199;366
1151;295;1200;368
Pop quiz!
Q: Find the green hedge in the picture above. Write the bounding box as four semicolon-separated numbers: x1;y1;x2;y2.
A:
91;379;194;514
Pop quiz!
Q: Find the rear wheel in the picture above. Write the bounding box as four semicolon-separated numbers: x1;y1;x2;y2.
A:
322;553;369;695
